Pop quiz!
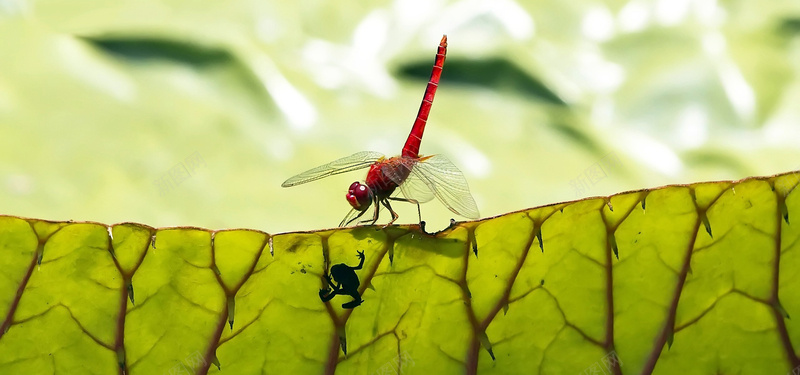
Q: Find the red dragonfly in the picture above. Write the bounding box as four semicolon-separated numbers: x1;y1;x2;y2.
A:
282;35;479;227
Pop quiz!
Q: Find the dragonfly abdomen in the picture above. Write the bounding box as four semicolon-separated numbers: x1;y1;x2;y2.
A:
401;35;448;158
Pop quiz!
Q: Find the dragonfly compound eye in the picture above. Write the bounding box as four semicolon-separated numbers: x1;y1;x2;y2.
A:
346;182;372;210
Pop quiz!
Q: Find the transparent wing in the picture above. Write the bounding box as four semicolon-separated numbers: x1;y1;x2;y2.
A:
373;157;435;203
408;154;479;219
281;151;384;187
397;166;435;203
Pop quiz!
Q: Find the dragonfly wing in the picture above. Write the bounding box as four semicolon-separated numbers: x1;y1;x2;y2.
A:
376;157;435;203
409;154;479;219
282;151;384;187
397;168;435;203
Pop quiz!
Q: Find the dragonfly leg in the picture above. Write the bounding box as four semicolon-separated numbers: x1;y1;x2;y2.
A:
339;210;353;227
359;194;381;226
380;199;400;227
341;208;368;227
388;197;422;225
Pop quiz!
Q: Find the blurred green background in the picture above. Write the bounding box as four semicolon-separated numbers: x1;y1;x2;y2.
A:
1;0;799;233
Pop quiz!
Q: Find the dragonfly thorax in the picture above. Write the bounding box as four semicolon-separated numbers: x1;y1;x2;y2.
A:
346;181;372;211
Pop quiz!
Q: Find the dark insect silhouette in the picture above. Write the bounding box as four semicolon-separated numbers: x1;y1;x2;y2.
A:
319;250;365;309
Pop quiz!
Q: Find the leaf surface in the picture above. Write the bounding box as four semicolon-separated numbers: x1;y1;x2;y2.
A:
1;172;800;374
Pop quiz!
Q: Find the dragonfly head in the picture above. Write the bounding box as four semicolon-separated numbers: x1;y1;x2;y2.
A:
346;182;372;211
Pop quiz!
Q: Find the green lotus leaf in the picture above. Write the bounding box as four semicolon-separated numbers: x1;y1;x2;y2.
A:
1;171;799;374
